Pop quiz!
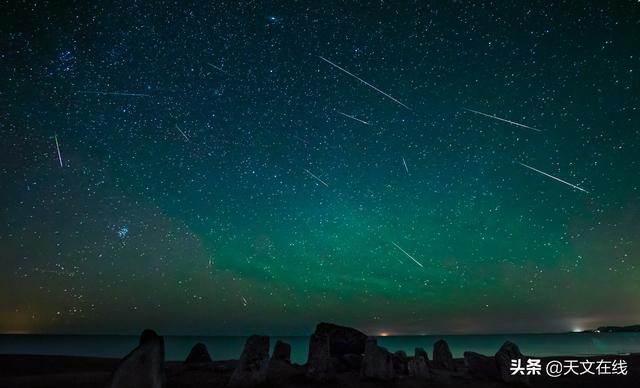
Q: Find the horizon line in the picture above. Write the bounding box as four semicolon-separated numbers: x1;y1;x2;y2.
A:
0;328;603;337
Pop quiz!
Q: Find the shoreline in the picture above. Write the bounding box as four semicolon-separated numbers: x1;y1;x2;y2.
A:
1;324;638;387
3;330;639;365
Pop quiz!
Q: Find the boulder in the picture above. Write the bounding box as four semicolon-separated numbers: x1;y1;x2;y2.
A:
306;333;335;381
139;329;159;344
415;347;429;361
314;322;367;356
464;351;498;380
360;337;395;381
495;341;529;385
184;342;212;364
432;339;456;370
392;350;409;375
228;335;270;387
408;350;431;379
105;329;166;388
271;340;291;363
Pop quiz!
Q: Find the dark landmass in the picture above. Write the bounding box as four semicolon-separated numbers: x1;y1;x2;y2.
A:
596;325;640;333
1;353;638;388
1;323;638;388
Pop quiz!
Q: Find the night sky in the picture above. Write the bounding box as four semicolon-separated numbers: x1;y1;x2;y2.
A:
2;1;639;336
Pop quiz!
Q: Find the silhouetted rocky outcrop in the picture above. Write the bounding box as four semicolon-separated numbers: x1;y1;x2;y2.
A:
9;322;636;388
464;351;498;380
495;341;529;385
306;333;335;381
415;347;429;361
184;342;212;364
408;348;431;379
432;339;456;370
392;350;408;374
314;322;368;357
271;340;291;363
361;337;395;381
228;335;270;387
105;329;166;388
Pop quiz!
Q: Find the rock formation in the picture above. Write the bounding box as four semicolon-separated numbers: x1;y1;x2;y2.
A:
361;337;395;380
464;351;498;379
392;350;408;374
432;339;456;370
495;341;529;385
271;340;291;363
408;348;431;379
228;335;270;387
184;342;212;364
415;347;429;361
105;329;166;388
306;333;335;381
314;322;368;357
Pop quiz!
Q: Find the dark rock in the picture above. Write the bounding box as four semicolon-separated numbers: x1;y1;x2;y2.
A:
408;349;431;379
271;340;291;363
139;329;159;345
432;339;456;370
306;333;335;381
314;322;368;357
464;351;498;380
184;342;212;364
229;335;270;387
105;329;166;388
340;353;363;370
361;337;395;381
392;350;409;375
495;341;529;385
267;359;303;386
415;347;429;361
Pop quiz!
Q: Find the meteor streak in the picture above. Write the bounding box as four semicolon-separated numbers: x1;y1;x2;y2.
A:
303;168;329;187
463;108;543;132
518;162;589;193
54;134;63;168
175;124;190;141
336;111;370;125
207;63;229;74
319;56;411;110
391;241;424;268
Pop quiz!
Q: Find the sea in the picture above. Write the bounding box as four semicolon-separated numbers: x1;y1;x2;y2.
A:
1;332;639;364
